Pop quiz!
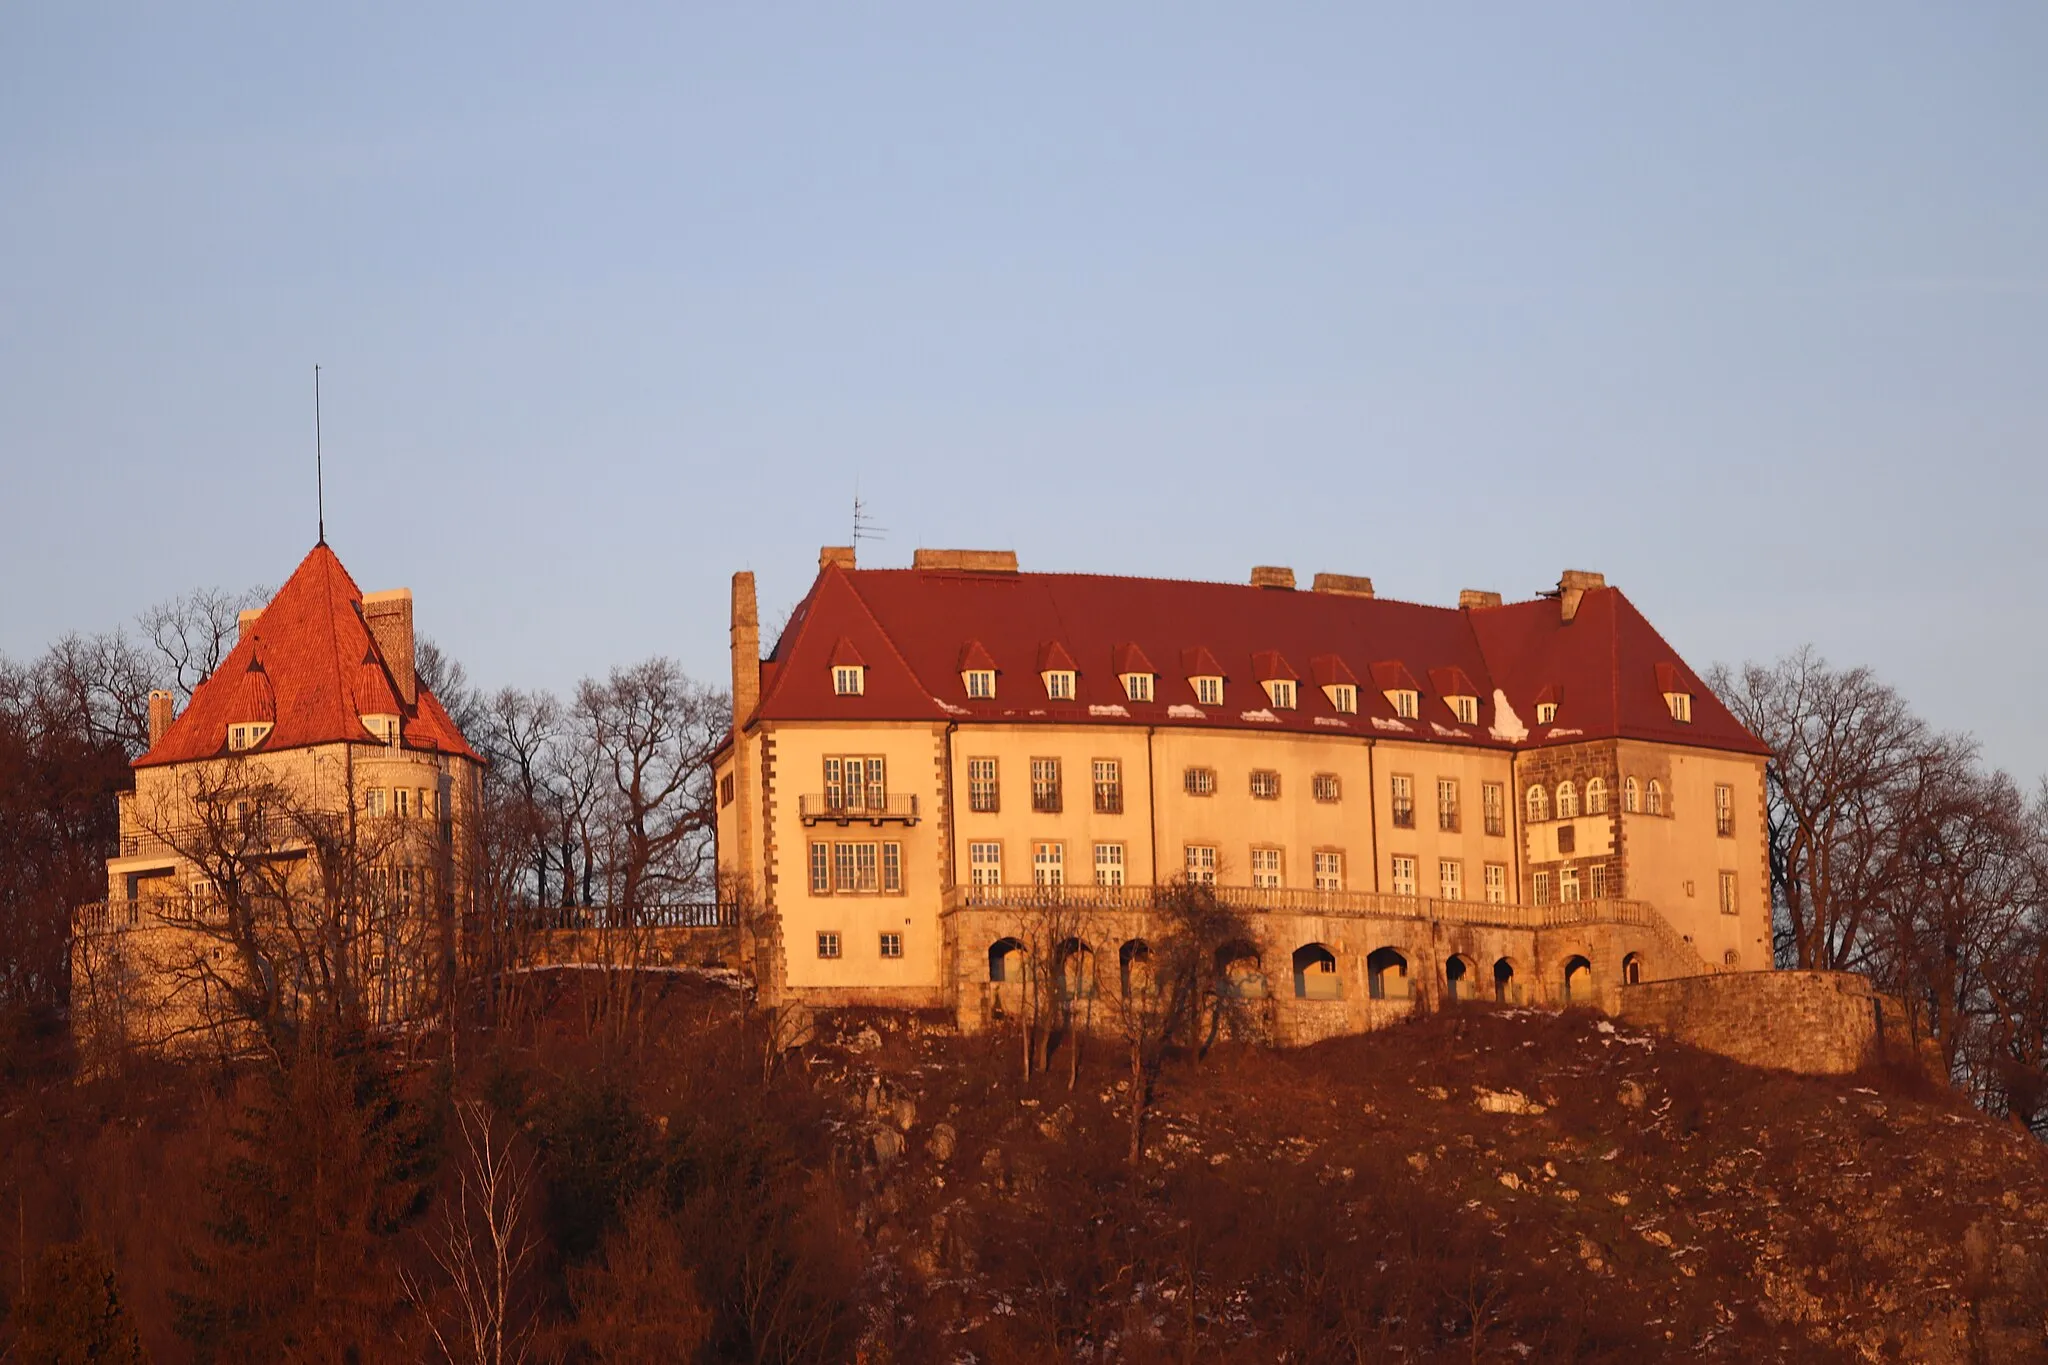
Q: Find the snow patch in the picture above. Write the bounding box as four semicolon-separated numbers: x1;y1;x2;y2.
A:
936;700;970;716
1239;708;1279;724
1548;726;1584;737
1431;721;1471;739
1167;704;1206;720
1089;703;1130;718
1369;716;1411;732
1488;689;1529;743
1313;716;1352;729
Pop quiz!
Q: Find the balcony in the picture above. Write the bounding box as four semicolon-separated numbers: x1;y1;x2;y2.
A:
945;882;1666;935
797;793;920;826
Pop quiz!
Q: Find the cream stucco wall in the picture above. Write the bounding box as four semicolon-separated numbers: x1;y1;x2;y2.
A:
1614;742;1771;971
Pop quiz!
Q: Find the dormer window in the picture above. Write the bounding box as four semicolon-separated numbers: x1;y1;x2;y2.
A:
833;666;865;696
1264;679;1297;709
1654;664;1691;723
1192;676;1223;706
1122;673;1154;703
228;722;273;752
1326;683;1357;714
1536;702;1558;725
1665;691;1692;723
1042;670;1076;701
963;669;996;699
1447;695;1478;725
1252;651;1299;712
1386;690;1419;720
363;714;400;748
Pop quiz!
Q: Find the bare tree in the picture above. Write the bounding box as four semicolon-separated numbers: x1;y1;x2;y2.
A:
403;1100;539;1365
137;584;269;706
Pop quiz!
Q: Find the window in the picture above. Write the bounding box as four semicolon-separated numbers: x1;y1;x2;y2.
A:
1094;842;1125;886
366;789;387;818
1250;770;1281;800
1555;781;1578;819
1647;780;1665;816
1033;841;1064;887
1043;670;1075;700
1715;784;1734;837
968;757;1000;813
810;842;830;893
1031;758;1062;813
1483;782;1505;836
1719;870;1738;914
970;841;1002;886
1313;772;1341;803
1093;759;1123;813
1264;679;1298;709
1251;847;1283;889
1437;778;1460;832
879;932;904;959
817;931;841;959
1390;855;1417;897
883;842;901;892
394;788;411;819
1483;863;1507;904
1387;689;1419;719
1527;784;1549;822
1591;864;1610;899
1314;850;1344;892
1184;766;1216;797
363;715;399;747
1184;845;1217;884
1536;702;1558;725
228;722;272;751
1439;859;1462;901
1193;676;1223;706
1123;673;1153;702
1390;775;1415;828
1557;824;1576;854
1585;777;1607;814
1450;695;1478;725
1560;866;1581;902
964;669;996;699
821;840;902;893
1533;871;1552;905
1624;776;1640;813
720;773;736;807
1666;691;1693;723
824;756;887;812
833;665;864;696
1327;683;1358;714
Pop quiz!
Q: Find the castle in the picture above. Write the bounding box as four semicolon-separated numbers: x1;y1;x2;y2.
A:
716;548;1773;1042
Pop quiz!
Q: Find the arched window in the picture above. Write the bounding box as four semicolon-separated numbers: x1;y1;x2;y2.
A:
1216;942;1266;999
1647;780;1665;816
1292;943;1341;1000
1444;954;1473;1002
1526;784;1549;823
1057;937;1096;999
989;937;1027;983
1586;778;1607;814
1493;957;1517;1003
1555;781;1578;819
1119;939;1152;998
1367;946;1409;1001
1624;776;1640;813
1622;952;1643;986
1563;955;1594;1003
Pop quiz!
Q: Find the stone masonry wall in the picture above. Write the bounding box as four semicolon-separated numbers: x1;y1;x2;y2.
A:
1618;970;1928;1076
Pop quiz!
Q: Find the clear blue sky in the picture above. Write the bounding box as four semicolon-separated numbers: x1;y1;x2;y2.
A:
4;5;2044;776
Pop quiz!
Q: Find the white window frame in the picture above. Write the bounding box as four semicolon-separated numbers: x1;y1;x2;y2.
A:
1184;844;1217;884
1390;855;1417;898
1312;772;1341;803
1263;678;1297;709
1715;783;1734;837
1666;691;1693;723
1536;702;1558;725
969;841;1002;886
1325;683;1357;714
1249;769;1280;800
1033;840;1064;887
879;932;904;959
1483;782;1505;835
1449;695;1478;725
1250;846;1283;889
1043;670;1076;701
1184;766;1216;797
1313;850;1344;892
967;757;999;813
1386;689;1419;719
1193;675;1223;706
1483;862;1507;904
1122;673;1154;702
964;669;996;699
1438;858;1462;902
833;665;865;696
1534;871;1552;905
1560;865;1581;902
817;930;841;959
1719;870;1738;915
1437;778;1459;832
1093;842;1125;887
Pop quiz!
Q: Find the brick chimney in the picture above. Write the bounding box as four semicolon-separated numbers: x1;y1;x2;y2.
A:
1250;566;1295;590
1311;572;1375;599
237;608;262;641
820;546;857;571
361;589;416;705
147;689;176;750
731;572;761;726
1459;589;1502;610
1558;570;1606;623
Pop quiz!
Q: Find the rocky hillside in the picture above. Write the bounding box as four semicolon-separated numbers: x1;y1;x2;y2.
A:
804;999;2048;1362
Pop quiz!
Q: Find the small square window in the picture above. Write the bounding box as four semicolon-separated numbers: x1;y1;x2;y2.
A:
1194;676;1223;706
1123;673;1154;702
1451;696;1478;725
1044;670;1075;700
964;669;996;699
1184;845;1217;884
1665;692;1692;723
1249;770;1280;800
1313;850;1344;891
1264;679;1297;710
879;932;903;959
834;666;865;696
1184;766;1216;797
1386;690;1419;719
817;931;841;959
1312;773;1341;803
1327;684;1357;714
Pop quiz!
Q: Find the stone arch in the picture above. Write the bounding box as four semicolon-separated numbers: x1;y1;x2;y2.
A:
1056;936;1097;998
1444;953;1476;1002
1216;940;1267;999
1492;956;1518;1003
1563;954;1595;1003
1366;946;1410;1001
1622;951;1643;986
989;936;1027;983
1119;938;1153;997
1292;943;1341;1000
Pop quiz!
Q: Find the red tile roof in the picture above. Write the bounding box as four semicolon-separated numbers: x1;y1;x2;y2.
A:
136;543;483;769
745;563;1766;756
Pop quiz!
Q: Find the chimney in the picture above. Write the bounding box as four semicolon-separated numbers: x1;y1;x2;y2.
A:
147;689;176;750
1311;572;1375;599
731;571;761;726
1459;589;1502;610
1558;570;1606;623
820;546;857;571
237;608;262;641
911;548;1019;573
1250;566;1295;590
361;589;417;705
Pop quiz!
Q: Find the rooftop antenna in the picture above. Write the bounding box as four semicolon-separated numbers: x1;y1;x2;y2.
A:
314;364;326;546
852;484;888;552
